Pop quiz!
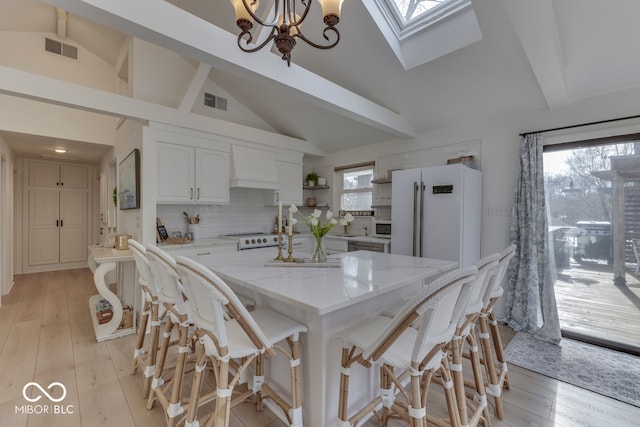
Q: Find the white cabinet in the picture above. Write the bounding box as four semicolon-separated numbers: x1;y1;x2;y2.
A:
156;142;230;204
271;160;303;206
164;243;237;266
26;161;89;267
266;150;303;206
325;236;348;255
291;235;311;252
29;161;88;189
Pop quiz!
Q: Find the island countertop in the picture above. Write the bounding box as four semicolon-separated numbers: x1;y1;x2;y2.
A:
190;250;457;316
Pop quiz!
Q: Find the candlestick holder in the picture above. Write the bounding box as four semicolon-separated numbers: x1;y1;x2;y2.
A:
273;231;284;261
284;234;294;262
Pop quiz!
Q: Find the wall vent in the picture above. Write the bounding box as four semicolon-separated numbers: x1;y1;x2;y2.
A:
204;92;228;111
45;37;78;60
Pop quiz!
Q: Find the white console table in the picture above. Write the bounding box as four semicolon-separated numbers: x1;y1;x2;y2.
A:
87;246;136;342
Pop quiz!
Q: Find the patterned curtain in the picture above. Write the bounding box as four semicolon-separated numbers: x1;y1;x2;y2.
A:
503;133;562;344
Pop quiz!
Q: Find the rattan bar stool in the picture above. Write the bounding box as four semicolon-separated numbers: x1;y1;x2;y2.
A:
476;244;516;420
175;256;308;427
449;253;499;427
336;266;477;427
129;239;162;399
145;245;195;427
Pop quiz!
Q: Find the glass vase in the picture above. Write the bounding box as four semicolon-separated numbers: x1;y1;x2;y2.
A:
312;235;327;263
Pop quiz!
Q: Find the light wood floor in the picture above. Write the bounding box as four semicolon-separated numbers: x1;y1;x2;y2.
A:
0;269;639;427
555;262;640;349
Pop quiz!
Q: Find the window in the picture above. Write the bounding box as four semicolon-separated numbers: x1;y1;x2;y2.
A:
337;164;374;211
362;0;481;70
387;0;448;27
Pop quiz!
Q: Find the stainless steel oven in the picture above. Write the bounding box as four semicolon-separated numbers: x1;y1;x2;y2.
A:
221;232;283;250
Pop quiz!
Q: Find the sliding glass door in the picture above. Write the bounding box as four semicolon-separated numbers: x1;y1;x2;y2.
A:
544;140;640;354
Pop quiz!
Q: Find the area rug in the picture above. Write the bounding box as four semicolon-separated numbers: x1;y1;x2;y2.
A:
504;332;640;407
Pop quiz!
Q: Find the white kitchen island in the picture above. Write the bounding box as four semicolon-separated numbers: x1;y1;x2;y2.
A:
195;249;457;427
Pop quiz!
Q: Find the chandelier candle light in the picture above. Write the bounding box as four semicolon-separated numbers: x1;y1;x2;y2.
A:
290;205;354;262
230;0;344;66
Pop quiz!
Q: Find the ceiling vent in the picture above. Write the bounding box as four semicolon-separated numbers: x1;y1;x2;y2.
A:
204;92;227;111
44;37;78;60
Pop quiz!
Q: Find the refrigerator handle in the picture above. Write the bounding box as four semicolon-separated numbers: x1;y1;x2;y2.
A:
420;181;425;257
412;182;418;256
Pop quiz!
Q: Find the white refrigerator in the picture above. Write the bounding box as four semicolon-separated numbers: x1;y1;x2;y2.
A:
391;164;481;267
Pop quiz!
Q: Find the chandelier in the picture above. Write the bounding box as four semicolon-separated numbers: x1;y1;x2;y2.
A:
230;0;343;66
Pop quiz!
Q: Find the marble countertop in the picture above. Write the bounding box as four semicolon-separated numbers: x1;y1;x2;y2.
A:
192;250;456;316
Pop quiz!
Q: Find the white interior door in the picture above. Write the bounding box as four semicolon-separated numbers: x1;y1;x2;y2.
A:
59;191;88;263
28;190;60;265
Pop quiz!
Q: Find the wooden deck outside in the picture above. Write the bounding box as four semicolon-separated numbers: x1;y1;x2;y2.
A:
554;260;640;350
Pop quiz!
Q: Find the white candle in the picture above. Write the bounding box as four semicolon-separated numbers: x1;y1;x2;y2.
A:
113;208;117;228
278;201;283;233
107;210;111;228
288;208;293;235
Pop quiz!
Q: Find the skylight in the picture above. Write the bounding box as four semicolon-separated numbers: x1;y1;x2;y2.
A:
388;0;448;26
362;0;482;70
382;0;469;35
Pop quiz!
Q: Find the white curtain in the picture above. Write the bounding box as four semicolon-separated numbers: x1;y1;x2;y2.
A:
503;133;562;344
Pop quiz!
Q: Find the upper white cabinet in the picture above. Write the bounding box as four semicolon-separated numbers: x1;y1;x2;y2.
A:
155;136;230;205
267;151;303;206
29;161;88;189
273;160;303;206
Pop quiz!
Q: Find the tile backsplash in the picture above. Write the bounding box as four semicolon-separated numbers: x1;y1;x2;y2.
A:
157;188;279;238
156;188;374;239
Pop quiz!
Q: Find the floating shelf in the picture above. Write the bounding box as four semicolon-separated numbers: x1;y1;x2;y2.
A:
303;185;330;190
371;178;392;184
371;204;391;208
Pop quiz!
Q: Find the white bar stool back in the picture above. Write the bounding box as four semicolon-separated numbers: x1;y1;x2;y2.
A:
128;239;161;399
336;266;477;427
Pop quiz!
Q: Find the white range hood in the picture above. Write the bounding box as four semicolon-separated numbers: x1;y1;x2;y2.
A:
229;145;280;190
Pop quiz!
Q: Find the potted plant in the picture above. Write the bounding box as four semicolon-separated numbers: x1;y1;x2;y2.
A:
305;172;319;187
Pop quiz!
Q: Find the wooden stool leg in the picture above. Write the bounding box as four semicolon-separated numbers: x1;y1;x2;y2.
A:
184;341;207;427
142;302;161;399
440;356;461;427
479;312;504;419
254;354;264;411
467;327;489;425
337;347;351;425
409;361;426;427
131;298;151;374
165;320;190;427
147;314;175;408
488;311;509;390
379;364;392;426
214;349;232;427
289;336;303;427
450;333;469;427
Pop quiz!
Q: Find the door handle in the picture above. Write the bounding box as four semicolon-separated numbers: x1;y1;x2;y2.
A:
412;182;418;257
60;219;63;227
56;219;59;227
190;187;194;200
419;182;425;258
197;188;200;200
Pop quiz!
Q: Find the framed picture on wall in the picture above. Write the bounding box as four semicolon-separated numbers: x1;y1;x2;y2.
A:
118;148;140;210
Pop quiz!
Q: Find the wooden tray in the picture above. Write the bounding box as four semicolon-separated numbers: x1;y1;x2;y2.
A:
163;236;191;244
264;259;341;268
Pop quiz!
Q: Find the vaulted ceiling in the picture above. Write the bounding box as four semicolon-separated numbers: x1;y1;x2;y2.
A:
3;0;640;161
